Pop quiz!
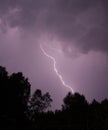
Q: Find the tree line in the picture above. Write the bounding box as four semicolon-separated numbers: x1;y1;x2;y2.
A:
0;66;108;130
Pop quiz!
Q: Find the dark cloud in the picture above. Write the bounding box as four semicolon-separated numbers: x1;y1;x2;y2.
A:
0;0;108;54
0;0;50;29
45;0;108;53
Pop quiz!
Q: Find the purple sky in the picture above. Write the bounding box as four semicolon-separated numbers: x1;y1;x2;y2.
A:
0;0;108;109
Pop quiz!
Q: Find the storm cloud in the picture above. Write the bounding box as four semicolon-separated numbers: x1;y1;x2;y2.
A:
0;0;108;53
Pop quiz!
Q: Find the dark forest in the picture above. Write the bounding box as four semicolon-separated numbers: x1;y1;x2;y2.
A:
0;66;108;130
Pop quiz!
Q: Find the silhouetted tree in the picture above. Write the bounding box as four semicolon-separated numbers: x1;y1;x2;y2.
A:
9;72;31;129
101;99;108;129
0;66;31;130
0;66;9;129
1;65;108;130
29;89;52;114
88;99;105;130
28;89;52;129
62;92;88;111
9;72;30;111
0;66;8;77
0;66;8;108
62;92;88;130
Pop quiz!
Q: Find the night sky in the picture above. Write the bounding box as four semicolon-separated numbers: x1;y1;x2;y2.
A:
0;0;108;109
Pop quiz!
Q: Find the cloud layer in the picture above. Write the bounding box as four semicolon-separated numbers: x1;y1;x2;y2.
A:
0;0;108;53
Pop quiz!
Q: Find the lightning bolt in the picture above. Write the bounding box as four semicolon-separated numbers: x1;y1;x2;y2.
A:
40;44;74;93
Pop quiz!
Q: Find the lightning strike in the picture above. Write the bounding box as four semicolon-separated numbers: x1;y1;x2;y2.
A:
40;44;74;93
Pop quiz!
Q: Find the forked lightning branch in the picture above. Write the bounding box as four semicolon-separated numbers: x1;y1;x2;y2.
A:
40;44;74;93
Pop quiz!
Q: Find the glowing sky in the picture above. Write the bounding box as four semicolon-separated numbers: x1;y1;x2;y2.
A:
0;0;108;109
